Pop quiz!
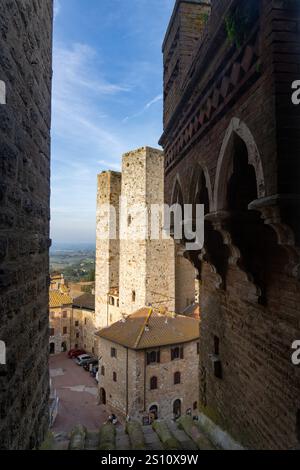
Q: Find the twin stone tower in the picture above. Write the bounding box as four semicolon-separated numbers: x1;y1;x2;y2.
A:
95;147;196;329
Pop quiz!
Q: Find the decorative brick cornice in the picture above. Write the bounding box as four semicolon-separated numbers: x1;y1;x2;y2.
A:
163;26;260;175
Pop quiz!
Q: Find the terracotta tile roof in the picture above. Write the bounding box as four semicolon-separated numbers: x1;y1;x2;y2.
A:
49;290;73;308
96;308;199;350
73;293;95;311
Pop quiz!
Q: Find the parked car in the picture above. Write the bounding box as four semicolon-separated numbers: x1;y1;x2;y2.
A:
83;358;98;371
68;349;86;359
76;354;92;366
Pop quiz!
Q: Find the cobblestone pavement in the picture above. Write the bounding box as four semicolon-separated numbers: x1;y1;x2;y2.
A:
50;353;108;432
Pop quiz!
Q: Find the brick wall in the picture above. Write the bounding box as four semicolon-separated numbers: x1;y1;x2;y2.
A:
0;0;53;449
161;0;300;449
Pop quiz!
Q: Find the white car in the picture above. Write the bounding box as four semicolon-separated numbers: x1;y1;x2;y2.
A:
76;354;92;366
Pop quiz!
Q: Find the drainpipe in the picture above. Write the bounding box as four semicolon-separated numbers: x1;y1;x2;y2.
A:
126;347;129;416
107;293;109;326
143;351;146;412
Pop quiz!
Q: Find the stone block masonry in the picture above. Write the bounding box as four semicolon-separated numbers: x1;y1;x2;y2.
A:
0;0;53;449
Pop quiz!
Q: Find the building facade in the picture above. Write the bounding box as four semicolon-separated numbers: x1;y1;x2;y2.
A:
96;308;200;423
0;0;53;450
160;0;300;449
49;290;73;354
72;293;97;355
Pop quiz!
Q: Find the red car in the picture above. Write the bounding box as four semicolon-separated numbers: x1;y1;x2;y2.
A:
68;349;86;359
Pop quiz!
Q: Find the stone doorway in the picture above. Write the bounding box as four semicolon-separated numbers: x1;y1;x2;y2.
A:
99;388;106;405
173;399;181;419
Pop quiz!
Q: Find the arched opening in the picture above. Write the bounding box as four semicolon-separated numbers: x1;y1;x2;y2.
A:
173;399;182;419
99;388;106;405
61;342;67;353
224;134;285;303
49;343;55;355
149;404;159;421
189;164;229;289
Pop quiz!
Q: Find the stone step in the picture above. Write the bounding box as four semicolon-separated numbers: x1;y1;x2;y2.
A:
41;418;219;451
178;416;216;450
166;420;198;450
85;431;100;450
115;426;131;451
142;426;164;451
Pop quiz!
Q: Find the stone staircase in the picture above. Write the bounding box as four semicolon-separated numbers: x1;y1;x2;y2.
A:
41;416;217;451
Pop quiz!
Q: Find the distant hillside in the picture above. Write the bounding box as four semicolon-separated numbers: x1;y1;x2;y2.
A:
50;243;95;282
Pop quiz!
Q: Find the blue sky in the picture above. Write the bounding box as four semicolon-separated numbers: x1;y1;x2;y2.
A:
51;0;174;244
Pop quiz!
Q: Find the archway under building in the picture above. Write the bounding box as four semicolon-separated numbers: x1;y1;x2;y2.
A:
173;399;182;420
99;388;106;405
50;343;55;355
149;404;159;421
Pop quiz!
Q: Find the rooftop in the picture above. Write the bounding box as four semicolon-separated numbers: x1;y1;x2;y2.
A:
96;308;199;350
49;290;73;309
73;293;95;311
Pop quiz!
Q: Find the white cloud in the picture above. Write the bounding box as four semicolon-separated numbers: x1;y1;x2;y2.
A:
52;42;131;159
123;94;163;122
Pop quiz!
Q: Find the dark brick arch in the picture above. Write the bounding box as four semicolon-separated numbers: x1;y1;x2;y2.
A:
214;118;266;212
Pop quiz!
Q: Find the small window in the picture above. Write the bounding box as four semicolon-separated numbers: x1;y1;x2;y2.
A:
50;328;54;337
76;333;80;339
117;299;119;307
214;336;220;356
113;372;117;382
171;346;184;361
150;376;158;390
174;371;181;385
63;327;67;335
101;366;105;376
75;321;79;327
128;214;132;226
111;347;117;358
147;350;160;365
132;290;136;303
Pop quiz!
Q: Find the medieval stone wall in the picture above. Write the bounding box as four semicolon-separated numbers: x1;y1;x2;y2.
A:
0;0;53;449
98;337;199;422
95;171;121;328
119;147;175;316
161;0;300;450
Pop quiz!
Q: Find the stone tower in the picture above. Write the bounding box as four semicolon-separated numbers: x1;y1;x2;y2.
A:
95;171;121;328
119;147;176;316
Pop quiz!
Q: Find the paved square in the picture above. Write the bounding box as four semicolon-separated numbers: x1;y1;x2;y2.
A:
50;353;108;432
